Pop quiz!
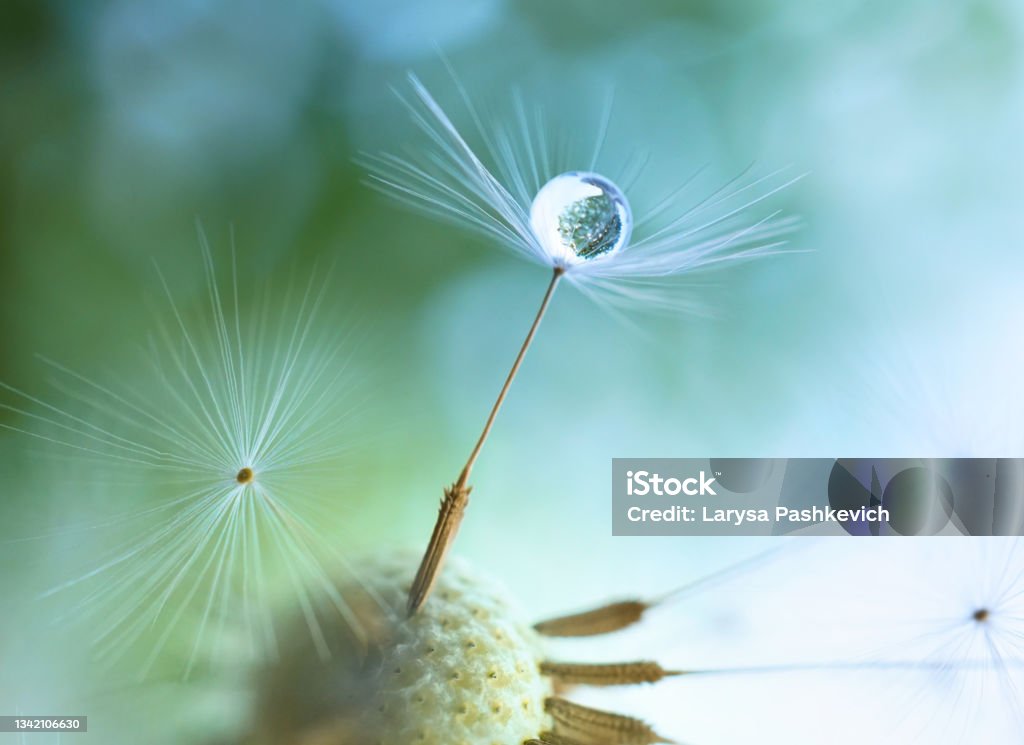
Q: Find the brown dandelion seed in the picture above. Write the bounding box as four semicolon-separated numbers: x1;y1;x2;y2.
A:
545;697;675;744
540;661;682;686
236;466;255;484
525;732;590;745
534;600;649;637
973;607;990;623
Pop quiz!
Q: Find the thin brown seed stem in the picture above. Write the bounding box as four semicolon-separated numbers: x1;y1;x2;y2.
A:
458;266;564;488
407;267;564;616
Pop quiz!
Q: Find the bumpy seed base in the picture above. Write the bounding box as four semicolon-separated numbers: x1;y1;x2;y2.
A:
250;554;552;745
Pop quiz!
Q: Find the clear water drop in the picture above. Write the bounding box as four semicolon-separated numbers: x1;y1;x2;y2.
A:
529;171;632;264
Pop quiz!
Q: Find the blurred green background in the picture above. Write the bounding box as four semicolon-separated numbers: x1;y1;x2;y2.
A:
1;0;1023;743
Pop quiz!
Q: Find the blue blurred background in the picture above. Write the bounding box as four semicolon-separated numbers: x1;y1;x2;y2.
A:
1;0;1023;743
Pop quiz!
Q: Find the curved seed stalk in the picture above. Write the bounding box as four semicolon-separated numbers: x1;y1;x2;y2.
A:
408;268;563;615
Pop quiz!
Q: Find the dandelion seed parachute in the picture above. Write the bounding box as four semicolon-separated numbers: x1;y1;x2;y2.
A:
866;539;1024;739
365;71;803;614
0;237;365;678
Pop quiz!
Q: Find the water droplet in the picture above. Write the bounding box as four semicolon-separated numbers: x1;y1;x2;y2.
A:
529;172;632;264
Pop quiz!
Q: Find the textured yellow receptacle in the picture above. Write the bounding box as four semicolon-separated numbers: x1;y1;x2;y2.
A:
250;555;551;745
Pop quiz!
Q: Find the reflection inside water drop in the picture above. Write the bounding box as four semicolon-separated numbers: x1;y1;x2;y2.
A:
529;172;632;264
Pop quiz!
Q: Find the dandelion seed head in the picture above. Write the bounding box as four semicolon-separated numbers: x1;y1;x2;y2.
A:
235;466;255;485
529;171;632;265
973;607;990;623
252;554;551;745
